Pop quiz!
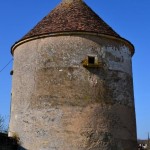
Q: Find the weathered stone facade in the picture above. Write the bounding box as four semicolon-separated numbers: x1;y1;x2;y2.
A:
9;34;137;149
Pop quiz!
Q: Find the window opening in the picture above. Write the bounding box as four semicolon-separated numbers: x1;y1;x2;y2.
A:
88;56;95;64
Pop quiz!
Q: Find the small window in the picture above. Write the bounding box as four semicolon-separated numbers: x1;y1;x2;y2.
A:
88;56;95;64
82;55;102;68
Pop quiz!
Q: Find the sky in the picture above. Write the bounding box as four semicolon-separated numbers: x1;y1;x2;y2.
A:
0;0;149;139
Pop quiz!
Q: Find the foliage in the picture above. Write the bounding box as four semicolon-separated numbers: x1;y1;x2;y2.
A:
12;132;20;144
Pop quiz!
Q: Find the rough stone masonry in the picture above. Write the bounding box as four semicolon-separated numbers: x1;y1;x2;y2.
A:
9;0;137;149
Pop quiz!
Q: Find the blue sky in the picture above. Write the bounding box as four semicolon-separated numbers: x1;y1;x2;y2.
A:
0;0;149;139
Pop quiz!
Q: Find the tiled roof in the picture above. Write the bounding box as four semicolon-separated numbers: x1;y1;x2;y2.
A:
22;0;120;40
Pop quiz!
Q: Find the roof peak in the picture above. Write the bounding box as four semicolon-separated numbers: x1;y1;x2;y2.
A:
62;0;82;3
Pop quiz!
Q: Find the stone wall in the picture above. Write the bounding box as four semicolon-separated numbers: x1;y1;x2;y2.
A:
9;34;137;150
0;133;17;150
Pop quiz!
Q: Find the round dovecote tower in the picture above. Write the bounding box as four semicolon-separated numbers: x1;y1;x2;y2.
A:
9;0;137;149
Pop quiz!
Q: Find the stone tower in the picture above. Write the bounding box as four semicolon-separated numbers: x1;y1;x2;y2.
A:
9;0;137;149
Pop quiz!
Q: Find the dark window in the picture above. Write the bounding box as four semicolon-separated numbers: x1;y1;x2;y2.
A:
88;56;95;64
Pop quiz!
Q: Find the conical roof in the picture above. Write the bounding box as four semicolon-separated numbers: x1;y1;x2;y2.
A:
12;0;134;55
22;0;120;40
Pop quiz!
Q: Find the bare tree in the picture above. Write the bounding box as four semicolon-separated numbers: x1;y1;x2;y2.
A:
0;115;7;133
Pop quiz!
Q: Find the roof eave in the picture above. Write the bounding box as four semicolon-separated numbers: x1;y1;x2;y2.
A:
11;31;135;56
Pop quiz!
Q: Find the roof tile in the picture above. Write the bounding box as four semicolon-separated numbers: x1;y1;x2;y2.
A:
22;0;120;40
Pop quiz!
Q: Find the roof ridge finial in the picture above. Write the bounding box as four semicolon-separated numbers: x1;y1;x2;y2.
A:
62;0;82;3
